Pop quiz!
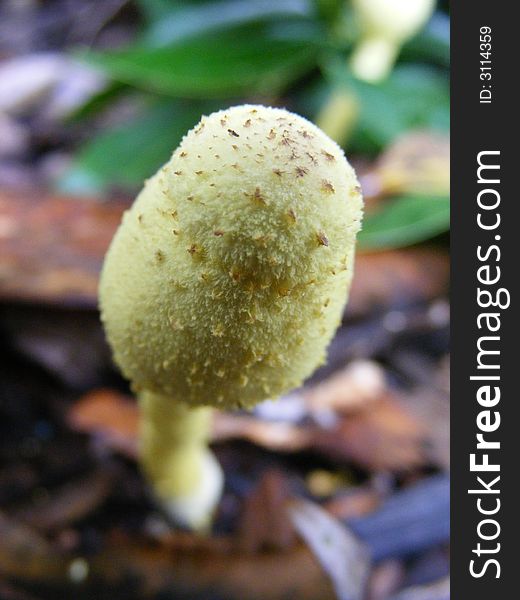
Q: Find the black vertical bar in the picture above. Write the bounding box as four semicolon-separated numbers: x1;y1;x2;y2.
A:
451;2;516;597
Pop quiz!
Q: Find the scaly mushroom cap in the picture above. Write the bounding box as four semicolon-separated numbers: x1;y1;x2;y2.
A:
99;105;363;409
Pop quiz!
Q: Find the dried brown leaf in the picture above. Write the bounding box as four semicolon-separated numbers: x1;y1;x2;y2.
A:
348;249;449;319
0;513;336;599
93;532;337;600
236;470;296;554
314;396;428;471
69;384;428;475
67;389;139;458
0;189;128;307
215;394;428;473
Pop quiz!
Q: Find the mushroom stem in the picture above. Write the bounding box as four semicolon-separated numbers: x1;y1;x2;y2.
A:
139;391;223;531
316;88;360;147
350;36;398;83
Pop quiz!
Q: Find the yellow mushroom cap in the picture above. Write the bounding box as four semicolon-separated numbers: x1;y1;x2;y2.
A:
99;105;363;409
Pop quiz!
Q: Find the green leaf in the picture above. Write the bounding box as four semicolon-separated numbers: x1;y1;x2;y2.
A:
143;0;314;47
323;60;449;153
83;27;321;98
359;195;450;250
135;0;186;24
59;100;211;195
65;81;126;122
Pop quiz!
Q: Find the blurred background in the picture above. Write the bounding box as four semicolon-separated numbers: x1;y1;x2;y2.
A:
0;1;449;599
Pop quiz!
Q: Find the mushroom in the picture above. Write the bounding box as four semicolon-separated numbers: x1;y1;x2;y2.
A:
350;0;435;82
99;104;363;530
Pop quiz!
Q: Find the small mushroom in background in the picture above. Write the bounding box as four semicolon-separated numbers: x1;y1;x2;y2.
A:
317;0;434;146
99;104;363;530
350;0;435;83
